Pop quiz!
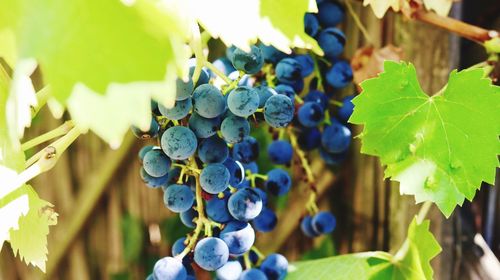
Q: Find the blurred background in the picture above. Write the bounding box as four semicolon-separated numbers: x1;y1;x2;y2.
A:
1;0;499;279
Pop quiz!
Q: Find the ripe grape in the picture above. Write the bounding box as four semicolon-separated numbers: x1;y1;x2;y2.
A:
265;169;292;196
206;195;232;223
180;208;197;228
171;237;187;257
317;27;346;59
228;188;263;221
294;54;314;77
193;237;229;271
260;253;288;280
138;145;155;162
338;95;355;122
259;43;286;64
232;136;259;163
317;1;344;27
304;90;329;109
267;140;293;165
143;149;171;177
255;85;275;108
192;84;226;118
227;86;260;117
221;115;250;144
304;13;320;37
321;121;351;153
216;260;243;280
188;113;220;138
300;215;320;238
264;94;295;128
230;46;264;74
297;127;322;151
252;208;278;232
223;158;245;186
161;126;198;160
163;184;195;213
220;221;255;255
152;257;187;280
159;98;192;120
240;269;268;280
274;84;295;102
131;118;159;139
198;136;229;164
326;60;353;88
312;211;336;234
140;167;169;188
298;102;325;127
200;163;230;194
275;58;302;84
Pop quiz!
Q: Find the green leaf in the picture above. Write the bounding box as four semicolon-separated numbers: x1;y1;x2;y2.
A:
8;185;58;272
368;218;441;280
0;0;188;145
288;252;375;280
350;61;500;216
194;0;322;54
288;218;441;280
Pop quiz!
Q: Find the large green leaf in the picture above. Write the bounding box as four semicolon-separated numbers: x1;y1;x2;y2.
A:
288;218;441;280
0;0;188;144
193;0;322;54
350;61;500;217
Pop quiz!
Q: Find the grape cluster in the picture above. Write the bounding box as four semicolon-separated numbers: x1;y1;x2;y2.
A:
134;2;353;279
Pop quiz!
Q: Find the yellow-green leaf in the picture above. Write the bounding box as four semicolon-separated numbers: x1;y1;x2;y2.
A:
362;0;401;18
423;0;453;17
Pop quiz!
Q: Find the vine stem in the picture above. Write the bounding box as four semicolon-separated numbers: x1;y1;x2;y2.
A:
345;0;374;45
21;120;74;151
31;85;51;118
393;201;433;261
177;158;222;259
243;252;252;269
204;61;232;84
288;127;315;185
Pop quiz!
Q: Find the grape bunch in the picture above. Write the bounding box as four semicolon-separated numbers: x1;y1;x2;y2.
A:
133;2;353;279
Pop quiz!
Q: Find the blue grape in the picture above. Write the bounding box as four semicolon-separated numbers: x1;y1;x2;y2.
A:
259;43;286;64
294;54;314;77
220;221;255;255
192;84;226;118
151;100;159;114
255;85;275;108
163;184;195;213
227;87;260;117
240;269;268;280
312;211;336;234
198;136;229;164
253;188;268;206
274;84;295;102
298;102;325;127
252;208;277;232
267;140;293;165
161;126;198;160
206;196;232;223
317;28;346;59
297;127;321;151
231;46;264;74
172;237;187;257
282;77;304;93
317;1;344;27
232;136;259;163
188;113;220;138
326;60;353;88
143;149;171;177
338;95;355;122
228;188;263;221
131;118;159;139
304;90;328;109
223;158;245;186
213;57;236;76
265;169;291;196
194;237;229;271
180;208;197;228
264;95;295;128
243;161;259;174
221;115;250;144
138;145;155;162
216;260;243;280
304;13;320;37
189;65;210;88
176;77;194;101
200;163;230;194
319;148;347;165
300;215;320;237
321;122;351;153
275;58;302;84
140;167;169;188
260;253;288;280
159;98;192;120
153;256;187;280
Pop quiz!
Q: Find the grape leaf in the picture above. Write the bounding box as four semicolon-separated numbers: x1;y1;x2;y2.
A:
0;0;188;145
193;0;322;54
368;219;441;279
9;185;58;272
362;0;401;18
350;61;500;216
422;0;453;17
287;219;441;280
